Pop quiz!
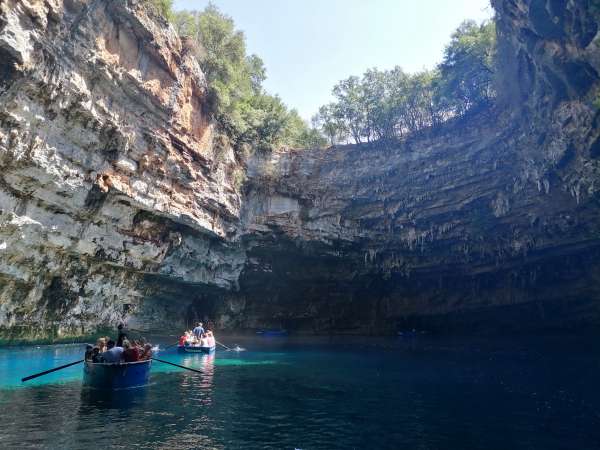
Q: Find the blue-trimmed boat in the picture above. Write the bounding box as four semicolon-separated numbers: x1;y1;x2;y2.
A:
177;344;215;354
83;360;152;389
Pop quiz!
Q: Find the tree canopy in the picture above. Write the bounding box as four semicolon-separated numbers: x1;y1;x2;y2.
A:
313;20;496;146
172;5;324;151
153;2;496;151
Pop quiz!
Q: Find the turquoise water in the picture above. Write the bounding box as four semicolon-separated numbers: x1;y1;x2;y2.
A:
1;335;600;449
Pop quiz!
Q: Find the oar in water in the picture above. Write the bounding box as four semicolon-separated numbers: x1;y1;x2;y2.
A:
162;342;180;350
151;357;203;374
21;359;84;382
215;340;231;351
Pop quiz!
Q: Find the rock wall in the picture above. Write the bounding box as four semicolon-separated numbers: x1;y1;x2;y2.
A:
0;0;245;339
223;0;600;334
0;0;599;340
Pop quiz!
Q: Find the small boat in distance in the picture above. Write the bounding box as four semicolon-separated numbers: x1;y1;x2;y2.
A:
83;360;152;390
177;328;217;354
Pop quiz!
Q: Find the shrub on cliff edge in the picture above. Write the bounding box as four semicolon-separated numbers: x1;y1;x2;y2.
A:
171;5;322;152
147;0;173;21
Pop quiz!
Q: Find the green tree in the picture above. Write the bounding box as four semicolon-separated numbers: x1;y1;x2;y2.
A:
316;19;496;147
437;20;496;115
313;104;348;146
332;76;368;144
173;5;316;151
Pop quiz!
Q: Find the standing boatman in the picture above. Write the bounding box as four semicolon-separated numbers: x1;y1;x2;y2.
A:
192;322;204;338
116;323;128;347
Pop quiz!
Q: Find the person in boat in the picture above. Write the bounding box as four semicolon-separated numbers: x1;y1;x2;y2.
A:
96;337;107;353
139;343;153;360
101;339;123;363
122;339;140;362
84;344;94;361
206;331;215;348
192;322;205;339
200;333;209;347
178;334;186;346
116;323;128;347
91;347;102;363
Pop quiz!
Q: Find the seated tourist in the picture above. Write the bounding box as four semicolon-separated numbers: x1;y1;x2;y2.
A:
134;340;144;355
91;347;102;363
84;344;94;361
206;331;215;348
140;343;153;360
178;334;186;346
96;337;107;353
116;323;127;347
200;334;209;347
101;339;123;363
122;340;139;362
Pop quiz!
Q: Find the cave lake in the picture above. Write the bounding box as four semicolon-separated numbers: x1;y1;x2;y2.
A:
1;334;599;449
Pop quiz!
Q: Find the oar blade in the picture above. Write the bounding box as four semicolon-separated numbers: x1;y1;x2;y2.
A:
151;357;203;374
22;359;84;382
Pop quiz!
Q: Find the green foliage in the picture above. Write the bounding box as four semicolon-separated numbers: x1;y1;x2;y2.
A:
313;104;348;146
172;5;320;151
147;0;174;20
314;19;496;146
437;20;496;116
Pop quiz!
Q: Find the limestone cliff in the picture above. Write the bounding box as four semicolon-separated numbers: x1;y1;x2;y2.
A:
0;0;245;338
0;0;599;340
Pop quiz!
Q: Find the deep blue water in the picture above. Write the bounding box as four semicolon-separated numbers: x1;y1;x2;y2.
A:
1;335;600;449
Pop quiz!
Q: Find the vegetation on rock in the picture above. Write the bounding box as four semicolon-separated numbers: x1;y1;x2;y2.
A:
147;0;174;21
314;20;496;146
171;5;325;151
150;3;495;151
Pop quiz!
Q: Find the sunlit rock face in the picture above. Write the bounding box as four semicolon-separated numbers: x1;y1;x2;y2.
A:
0;0;245;339
0;0;599;340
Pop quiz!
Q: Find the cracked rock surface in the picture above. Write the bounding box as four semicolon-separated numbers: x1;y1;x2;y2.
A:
0;0;599;340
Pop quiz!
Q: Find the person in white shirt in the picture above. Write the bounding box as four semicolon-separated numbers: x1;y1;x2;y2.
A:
206;331;215;348
101;340;123;363
200;334;209;347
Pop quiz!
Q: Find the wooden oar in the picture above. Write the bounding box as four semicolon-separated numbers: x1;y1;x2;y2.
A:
22;359;84;382
151;357;203;374
162;342;180;350
215;340;231;350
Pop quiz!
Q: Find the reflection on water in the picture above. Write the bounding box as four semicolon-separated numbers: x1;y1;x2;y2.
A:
79;385;148;410
180;353;215;407
1;335;600;449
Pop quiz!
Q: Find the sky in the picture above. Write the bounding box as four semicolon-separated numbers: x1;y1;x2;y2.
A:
173;0;493;121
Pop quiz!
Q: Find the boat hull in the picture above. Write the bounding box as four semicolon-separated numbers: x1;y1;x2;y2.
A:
83;360;152;390
177;345;215;354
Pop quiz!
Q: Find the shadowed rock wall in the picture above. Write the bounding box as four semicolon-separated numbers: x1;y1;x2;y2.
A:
0;0;599;339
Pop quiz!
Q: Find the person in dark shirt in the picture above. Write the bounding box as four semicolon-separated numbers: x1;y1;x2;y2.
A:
116;323;128;347
192;322;204;338
91;347;102;363
84;344;94;361
140;344;153;360
122;340;139;362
